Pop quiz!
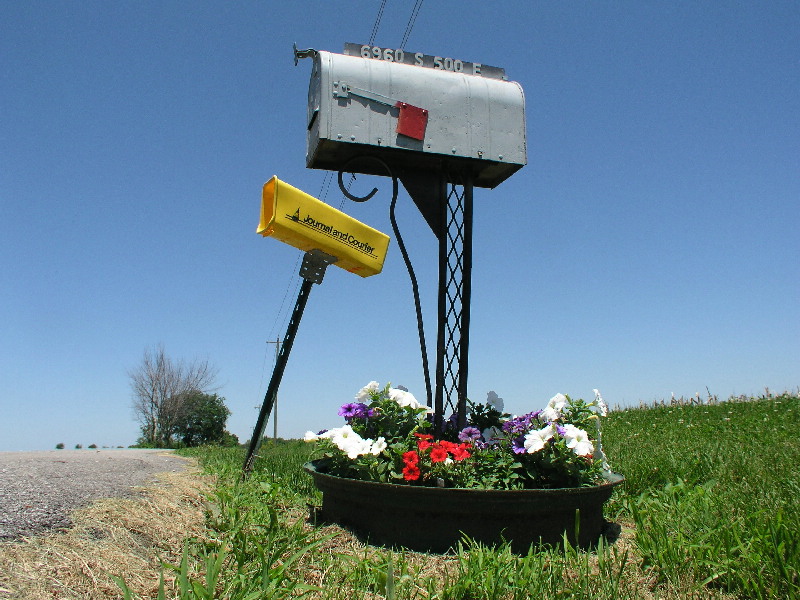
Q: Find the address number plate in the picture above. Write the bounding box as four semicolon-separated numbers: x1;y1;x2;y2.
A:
343;43;507;81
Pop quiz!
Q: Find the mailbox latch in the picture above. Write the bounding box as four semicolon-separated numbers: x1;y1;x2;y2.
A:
333;82;428;142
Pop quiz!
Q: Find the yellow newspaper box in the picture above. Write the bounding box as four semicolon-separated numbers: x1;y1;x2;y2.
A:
258;176;390;277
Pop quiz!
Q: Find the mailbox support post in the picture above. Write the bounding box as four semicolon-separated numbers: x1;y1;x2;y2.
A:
400;169;473;432
434;174;473;432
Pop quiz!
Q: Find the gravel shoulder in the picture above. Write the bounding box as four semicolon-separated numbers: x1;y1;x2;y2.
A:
0;449;192;541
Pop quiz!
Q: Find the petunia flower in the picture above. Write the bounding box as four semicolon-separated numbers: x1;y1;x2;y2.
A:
523;424;555;454
502;411;539;435
402;463;420;481
486;391;504;412
511;435;527;454
355;381;380;402
482;426;503;445
322;424;354;440
338;402;371;419
370;437;387;455
389;387;423;409
430;446;449;463
593;389;608;416
458;426;482;442
331;429;371;459
402;450;419;465
540;393;568;422
561;424;594;457
417;439;433;451
449;443;471;461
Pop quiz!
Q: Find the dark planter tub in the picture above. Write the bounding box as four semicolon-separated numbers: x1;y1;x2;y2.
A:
304;460;624;554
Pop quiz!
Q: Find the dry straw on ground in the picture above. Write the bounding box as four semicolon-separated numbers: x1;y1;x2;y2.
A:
0;463;740;600
0;463;209;600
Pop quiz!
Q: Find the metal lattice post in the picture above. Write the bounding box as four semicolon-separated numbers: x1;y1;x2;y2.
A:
434;173;474;431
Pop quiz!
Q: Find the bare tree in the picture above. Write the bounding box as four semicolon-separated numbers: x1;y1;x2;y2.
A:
129;344;218;447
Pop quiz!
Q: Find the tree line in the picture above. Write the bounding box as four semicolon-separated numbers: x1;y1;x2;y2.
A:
129;345;238;448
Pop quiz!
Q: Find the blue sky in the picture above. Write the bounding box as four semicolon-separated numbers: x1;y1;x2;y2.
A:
1;1;797;451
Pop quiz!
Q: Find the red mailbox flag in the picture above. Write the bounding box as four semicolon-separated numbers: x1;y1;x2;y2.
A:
395;102;428;141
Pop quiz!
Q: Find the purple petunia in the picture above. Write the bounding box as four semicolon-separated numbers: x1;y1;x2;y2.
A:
502;411;542;435
338;402;373;421
511;435;527;454
458;426;482;443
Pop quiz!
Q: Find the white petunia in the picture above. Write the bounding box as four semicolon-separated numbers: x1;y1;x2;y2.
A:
593;389;608;416
482;426;503;445
389;387;423;409
540;393;568;422
356;381;380;401
303;431;319;442
524;424;555;453
561;424;594;457
331;429;368;458
329;423;356;440
344;438;373;459
486;391;504;412
370;437;387;455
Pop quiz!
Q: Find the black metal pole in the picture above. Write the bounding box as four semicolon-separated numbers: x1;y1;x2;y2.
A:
434;172;448;433
242;249;336;478
243;278;313;476
457;174;474;429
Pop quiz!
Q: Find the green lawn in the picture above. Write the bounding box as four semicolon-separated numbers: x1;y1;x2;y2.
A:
119;391;799;599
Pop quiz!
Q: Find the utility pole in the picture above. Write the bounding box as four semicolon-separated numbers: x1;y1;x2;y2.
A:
266;338;281;439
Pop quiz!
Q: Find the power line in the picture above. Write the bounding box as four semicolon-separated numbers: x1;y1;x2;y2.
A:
368;0;388;46
400;0;424;49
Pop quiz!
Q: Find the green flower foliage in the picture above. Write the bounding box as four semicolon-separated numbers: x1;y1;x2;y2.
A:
306;382;611;490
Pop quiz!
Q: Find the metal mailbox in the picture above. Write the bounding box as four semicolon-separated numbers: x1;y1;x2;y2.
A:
305;44;527;188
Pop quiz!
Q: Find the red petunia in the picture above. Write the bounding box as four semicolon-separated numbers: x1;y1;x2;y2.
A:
402;464;421;481
439;440;457;452
429;445;449;463
417;439;433;451
402;451;419;465
450;444;471;461
413;433;434;441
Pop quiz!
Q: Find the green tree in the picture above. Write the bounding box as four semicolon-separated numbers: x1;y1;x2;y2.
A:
172;392;232;447
128;345;218;447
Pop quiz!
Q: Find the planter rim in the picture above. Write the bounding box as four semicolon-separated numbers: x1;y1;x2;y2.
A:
304;459;624;497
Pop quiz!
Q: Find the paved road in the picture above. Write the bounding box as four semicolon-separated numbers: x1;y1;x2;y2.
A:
0;449;191;541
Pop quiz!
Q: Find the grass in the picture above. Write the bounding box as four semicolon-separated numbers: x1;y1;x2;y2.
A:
3;392;798;598
152;390;798;599
603;391;800;598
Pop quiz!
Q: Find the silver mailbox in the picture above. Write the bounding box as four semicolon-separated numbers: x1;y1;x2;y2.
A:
305;45;527;188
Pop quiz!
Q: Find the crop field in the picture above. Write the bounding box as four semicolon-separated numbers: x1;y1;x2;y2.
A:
120;391;798;599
